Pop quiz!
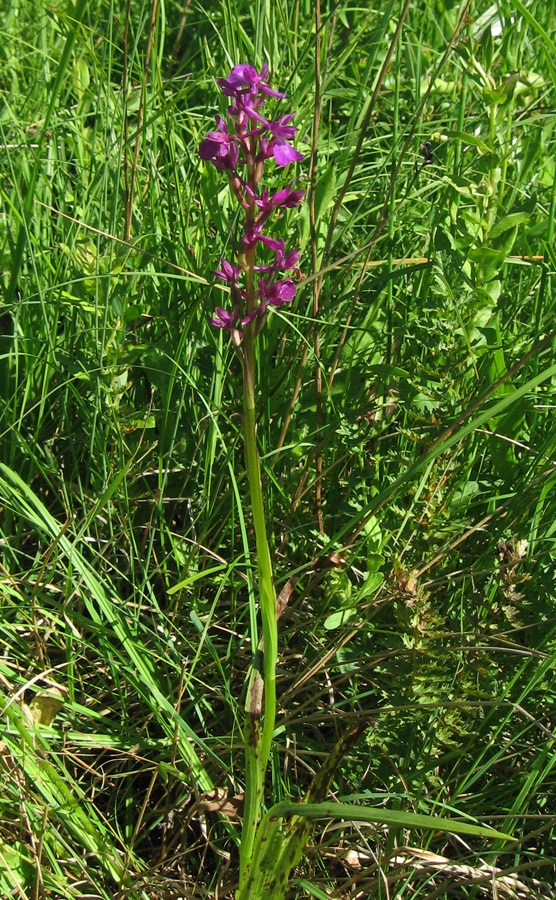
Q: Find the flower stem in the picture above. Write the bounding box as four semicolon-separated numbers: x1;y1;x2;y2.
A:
242;336;278;763
238;170;279;891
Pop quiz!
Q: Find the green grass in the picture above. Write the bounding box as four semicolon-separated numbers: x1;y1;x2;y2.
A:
1;0;556;897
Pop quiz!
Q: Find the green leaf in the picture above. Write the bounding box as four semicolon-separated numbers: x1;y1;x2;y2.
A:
314;164;336;224
450;131;491;154
0;841;34;894
267;801;514;841
324;607;357;630
359;571;384;598
490;211;531;239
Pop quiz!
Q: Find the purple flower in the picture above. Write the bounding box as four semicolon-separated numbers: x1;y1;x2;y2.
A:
255;238;301;277
210;306;237;330
247;109;302;167
239;277;297;330
199;116;237;165
271;138;303;167
247;109;295;138
217;63;285;101
255;182;305;215
212;259;243;283
257;135;273;162
258;278;297;311
242;222;265;251
210;307;243;347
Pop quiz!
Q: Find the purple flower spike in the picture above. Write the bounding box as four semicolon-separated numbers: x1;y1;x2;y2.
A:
200;63;304;343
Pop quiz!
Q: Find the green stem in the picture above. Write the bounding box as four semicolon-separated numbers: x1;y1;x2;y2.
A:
238;328;279;889
240;655;263;887
242;341;278;760
238;152;279;892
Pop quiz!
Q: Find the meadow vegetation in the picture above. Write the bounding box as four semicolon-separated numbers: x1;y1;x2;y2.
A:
1;0;556;897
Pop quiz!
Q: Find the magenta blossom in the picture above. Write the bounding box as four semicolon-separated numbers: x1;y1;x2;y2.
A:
255;183;305;216
246;108;302;167
217;63;285;101
210;306;244;348
198;116;239;170
210;306;238;330
212;259;243;283
271;139;303;167
241;222;265;252
258;278;297;311
255;237;301;277
200;63;304;342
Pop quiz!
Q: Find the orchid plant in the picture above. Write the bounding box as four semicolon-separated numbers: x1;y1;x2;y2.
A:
199;63;511;900
199;61;305;895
